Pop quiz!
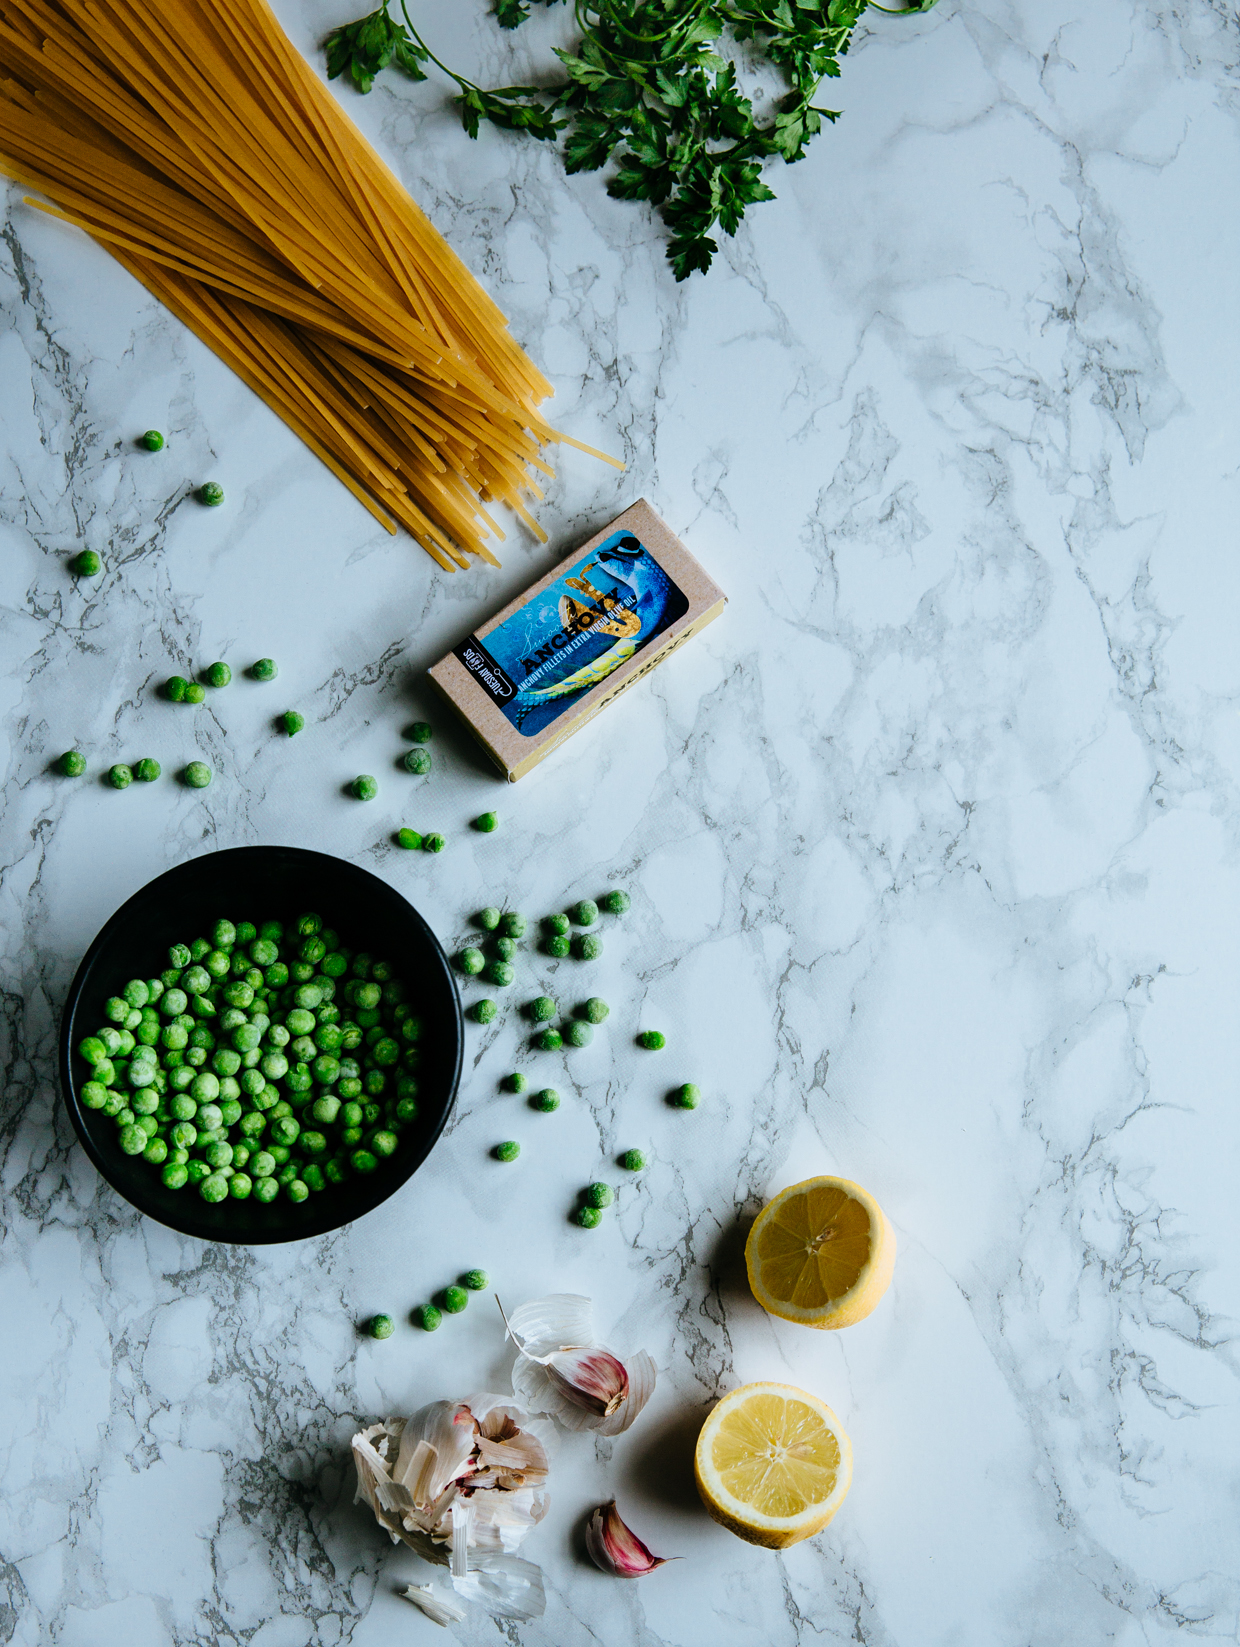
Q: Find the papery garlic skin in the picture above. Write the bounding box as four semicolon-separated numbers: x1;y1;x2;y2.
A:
400;1583;467;1625
585;1500;672;1578
506;1294;656;1436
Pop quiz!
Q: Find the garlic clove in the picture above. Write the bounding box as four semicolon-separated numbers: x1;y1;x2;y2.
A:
585;1500;674;1578
544;1346;630;1416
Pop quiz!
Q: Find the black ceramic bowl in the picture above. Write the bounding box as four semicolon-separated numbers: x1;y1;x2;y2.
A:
59;845;462;1243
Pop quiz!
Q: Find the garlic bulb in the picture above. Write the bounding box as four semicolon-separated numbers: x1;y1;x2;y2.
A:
503;1294;656;1435
352;1394;554;1621
585;1500;674;1578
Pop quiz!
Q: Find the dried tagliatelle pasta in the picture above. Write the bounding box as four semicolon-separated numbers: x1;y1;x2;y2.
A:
351;1394;555;1621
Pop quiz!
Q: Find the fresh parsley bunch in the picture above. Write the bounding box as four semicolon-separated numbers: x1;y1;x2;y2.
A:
324;1;940;279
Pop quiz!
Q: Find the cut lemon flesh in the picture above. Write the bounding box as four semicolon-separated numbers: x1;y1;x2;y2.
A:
694;1382;852;1548
746;1175;896;1330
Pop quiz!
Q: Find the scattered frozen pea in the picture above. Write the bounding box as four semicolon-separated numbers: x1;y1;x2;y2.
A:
544;935;570;959
586;1182;614;1209
139;429;165;451
352;774;378;801
108;763;133;790
576;1207;602;1229
469;999;497;1024
532;1088;560;1112
483;959;513;987
441;1285;468;1313
58;750;86;777
492;936;517;963
499;912;525;939
571;899;599;927
423;833;445;853
398;828;423;850
494;1140;520;1162
183;761;212;789
564;1021;593;1049
368;1313;395;1340
184;682;206;705
621;1148;646;1171
70;549;101;577
572;934;602;961
206;661;231;688
414;1303;441;1331
503;1072;528;1094
165;676;188;702
673;1082;700;1108
282;711;304;736
542;913;570;938
404;748;431;775
462;1269;489;1291
472;812;498;832
250;658;278;681
476;907;501;931
458;948;485;976
638;1031;666;1051
534;1028;562;1052
410;722;433;743
198;481;224;506
601;890;631;914
134;758;161;782
581;997;609;1024
527;996;557;1022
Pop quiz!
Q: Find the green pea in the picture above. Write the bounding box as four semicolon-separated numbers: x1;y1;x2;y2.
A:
422;832;445;853
186;1159;211;1185
139;429;164;451
441;1285;468;1314
198;1172;228;1203
108;763;133;790
116;1121;147;1156
621;1148;646;1171
372;1039;399;1067
498;912;525;939
301;1130;328;1156
204;662;230;689
253;1176;279;1203
503;1072;528;1094
542;913;570;938
414;1303;442;1331
601;890;631;914
534;1028;562;1052
403;748;431;775
229;1173;253;1200
165;676;188;702
494;1140;520;1163
352;774;378;801
282;710;304;736
532;1089;559;1113
311;1095;340;1126
198;481;224;506
184;682;207;705
394;1096;418;1123
409;721;432;744
491;936;517;963
162;1162;189;1189
526;996;557;1022
81;1080;108;1110
58;750;87;777
576;1206;602;1228
205;1141;234;1170
586;1182;614;1209
471;812;498;832
639;1031;667;1051
104;996;130;1022
70;548;101;577
581;997;609;1024
397;827;423;850
564;1021;593;1049
250;658;278;681
350;1148;378;1174
458;948;484;976
250;1150;276;1178
183;761;212;788
170;1120;197;1149
543;935;570;959
284;1178;309;1203
483;960;513;987
674;1082;700;1108
468;999;497;1024
78;1036;107;1065
571;899;599;927
475;907;501;932
573;934;602;961
368;1313;395;1339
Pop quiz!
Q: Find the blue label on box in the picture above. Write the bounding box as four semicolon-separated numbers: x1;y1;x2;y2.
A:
454;530;689;738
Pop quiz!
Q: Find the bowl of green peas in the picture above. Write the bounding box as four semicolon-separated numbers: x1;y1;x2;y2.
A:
59;845;463;1243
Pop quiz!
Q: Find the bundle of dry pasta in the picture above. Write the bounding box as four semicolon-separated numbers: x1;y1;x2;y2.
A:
0;0;613;568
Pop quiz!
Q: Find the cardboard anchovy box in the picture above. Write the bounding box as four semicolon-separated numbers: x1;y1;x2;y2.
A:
429;499;727;781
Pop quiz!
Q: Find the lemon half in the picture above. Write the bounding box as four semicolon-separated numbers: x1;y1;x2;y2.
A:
745;1175;896;1330
694;1381;852;1548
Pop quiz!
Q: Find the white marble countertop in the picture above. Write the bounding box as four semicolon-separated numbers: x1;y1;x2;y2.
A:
2;1;1238;1642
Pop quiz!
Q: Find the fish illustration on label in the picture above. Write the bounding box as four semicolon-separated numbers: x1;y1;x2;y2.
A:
455;532;689;736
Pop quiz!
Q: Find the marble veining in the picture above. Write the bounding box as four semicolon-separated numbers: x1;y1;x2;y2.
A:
1;1;1238;1643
